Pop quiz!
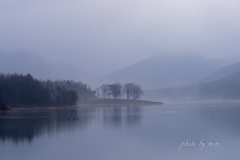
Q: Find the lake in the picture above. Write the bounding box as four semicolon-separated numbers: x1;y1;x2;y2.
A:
0;101;240;160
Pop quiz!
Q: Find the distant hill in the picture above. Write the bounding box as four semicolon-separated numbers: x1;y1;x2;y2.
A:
198;70;240;99
217;70;240;83
198;62;240;83
0;53;88;81
144;70;240;101
102;54;235;89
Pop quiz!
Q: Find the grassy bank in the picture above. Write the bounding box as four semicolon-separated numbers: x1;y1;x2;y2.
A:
78;98;163;106
0;99;163;110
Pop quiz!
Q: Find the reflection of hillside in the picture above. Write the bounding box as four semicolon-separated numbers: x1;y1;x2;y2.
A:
0;106;142;143
0;109;87;143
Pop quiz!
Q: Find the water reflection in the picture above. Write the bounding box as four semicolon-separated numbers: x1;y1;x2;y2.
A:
0;106;142;143
0;102;240;160
0;109;80;143
102;106;141;127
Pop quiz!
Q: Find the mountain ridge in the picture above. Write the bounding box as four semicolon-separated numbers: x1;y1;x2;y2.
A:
101;54;237;89
198;62;240;83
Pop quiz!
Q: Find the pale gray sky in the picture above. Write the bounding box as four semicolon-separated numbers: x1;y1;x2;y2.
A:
0;0;239;76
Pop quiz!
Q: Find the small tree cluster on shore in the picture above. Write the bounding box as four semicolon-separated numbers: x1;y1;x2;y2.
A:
96;83;144;100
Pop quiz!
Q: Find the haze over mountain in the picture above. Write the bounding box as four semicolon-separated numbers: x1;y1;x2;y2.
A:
213;70;240;85
1;52;239;90
0;53;88;81
101;54;239;89
199;62;240;83
144;68;240;101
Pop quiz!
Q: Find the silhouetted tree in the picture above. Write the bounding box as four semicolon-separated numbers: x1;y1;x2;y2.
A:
49;80;96;100
123;83;144;100
132;84;144;100
100;84;108;99
109;83;122;99
95;88;100;98
0;73;79;107
123;83;133;99
99;82;144;100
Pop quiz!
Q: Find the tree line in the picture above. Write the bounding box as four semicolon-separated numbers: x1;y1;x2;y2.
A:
96;83;144;100
44;80;96;100
0;73;144;108
0;73;96;108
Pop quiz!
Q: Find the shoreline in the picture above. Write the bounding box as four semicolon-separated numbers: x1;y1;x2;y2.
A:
12;106;80;110
77;102;163;107
2;100;239;110
2;99;164;110
78;99;164;107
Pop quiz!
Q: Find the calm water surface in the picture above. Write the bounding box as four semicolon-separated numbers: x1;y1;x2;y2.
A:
0;101;240;160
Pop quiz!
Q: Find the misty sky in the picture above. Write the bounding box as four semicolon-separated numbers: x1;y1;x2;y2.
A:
0;0;239;76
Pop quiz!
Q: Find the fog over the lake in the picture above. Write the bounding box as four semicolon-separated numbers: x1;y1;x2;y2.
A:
0;0;239;76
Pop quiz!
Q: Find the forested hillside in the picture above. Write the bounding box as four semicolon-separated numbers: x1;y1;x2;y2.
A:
102;54;235;89
144;71;240;101
199;71;240;99
0;73;96;108
199;62;240;83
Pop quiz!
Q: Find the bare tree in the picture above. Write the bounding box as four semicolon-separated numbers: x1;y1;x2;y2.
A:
123;83;144;100
109;83;122;99
106;85;111;99
123;83;133;99
100;82;144;100
100;84;108;99
95;88;100;98
132;84;144;100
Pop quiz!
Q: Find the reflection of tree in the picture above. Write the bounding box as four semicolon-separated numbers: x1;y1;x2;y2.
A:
103;107;122;126
0;106;142;144
0;108;92;144
102;106;141;127
126;106;141;126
